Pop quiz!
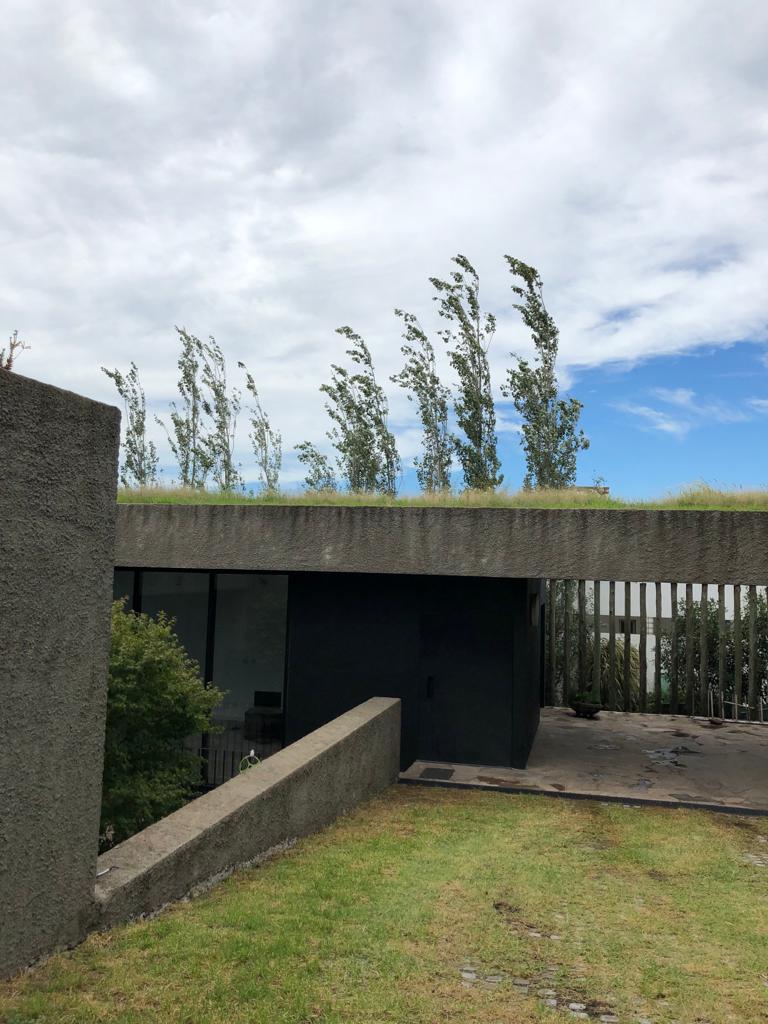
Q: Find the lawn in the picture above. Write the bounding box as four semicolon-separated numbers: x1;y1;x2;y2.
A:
117;483;768;512
2;787;767;1024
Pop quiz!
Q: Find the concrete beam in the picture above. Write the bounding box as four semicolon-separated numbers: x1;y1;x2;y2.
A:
115;503;768;585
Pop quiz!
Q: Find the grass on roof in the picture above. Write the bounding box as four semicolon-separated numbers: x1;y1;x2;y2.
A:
2;787;766;1023
117;482;768;511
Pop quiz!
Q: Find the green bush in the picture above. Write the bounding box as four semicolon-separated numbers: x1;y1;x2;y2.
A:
100;600;223;850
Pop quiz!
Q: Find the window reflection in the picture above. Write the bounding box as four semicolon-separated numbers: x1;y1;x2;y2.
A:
112;569;290;780
212;574;288;757
140;572;209;677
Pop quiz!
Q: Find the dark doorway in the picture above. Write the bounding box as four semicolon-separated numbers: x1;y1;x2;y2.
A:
416;589;515;766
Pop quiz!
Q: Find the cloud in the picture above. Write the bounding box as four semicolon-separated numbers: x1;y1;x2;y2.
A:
651;387;749;423
614;403;691;438
616;383;757;437
2;0;768;480
748;398;768;414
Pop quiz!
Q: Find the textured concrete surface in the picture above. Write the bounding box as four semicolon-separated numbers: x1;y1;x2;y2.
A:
95;697;401;927
401;708;768;813
115;503;768;584
0;370;120;978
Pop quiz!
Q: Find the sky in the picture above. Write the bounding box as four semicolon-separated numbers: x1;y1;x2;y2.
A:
2;0;767;497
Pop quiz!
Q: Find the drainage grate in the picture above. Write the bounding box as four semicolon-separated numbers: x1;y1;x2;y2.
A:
419;766;455;781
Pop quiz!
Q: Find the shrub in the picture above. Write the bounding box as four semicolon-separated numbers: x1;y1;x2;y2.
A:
100;600;223;850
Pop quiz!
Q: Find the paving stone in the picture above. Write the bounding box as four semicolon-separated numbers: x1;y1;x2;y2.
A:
599;1016;620;1023
485;974;503;984
537;988;557;997
543;997;558;1008
460;970;477;981
568;1003;587;1011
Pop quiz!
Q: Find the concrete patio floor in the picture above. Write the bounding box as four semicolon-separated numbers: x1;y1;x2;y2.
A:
400;708;768;814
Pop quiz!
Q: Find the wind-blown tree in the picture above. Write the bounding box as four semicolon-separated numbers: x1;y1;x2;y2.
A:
294;441;337;492
239;362;282;493
430;254;502;490
390;309;452;492
319;326;400;495
1;329;29;371
502;257;589;489
200;336;242;492
101;361;159;487
157;328;211;488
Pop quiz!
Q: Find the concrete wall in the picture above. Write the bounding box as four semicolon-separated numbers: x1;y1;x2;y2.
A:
0;370;120;978
95;697;401;928
115;503;768;585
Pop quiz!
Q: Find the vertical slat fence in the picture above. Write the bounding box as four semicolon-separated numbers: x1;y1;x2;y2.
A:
593;579;601;699
654;580;662;712
670;581;679;714
543;577;764;721
578;579;587;694
639;583;647;712
608;581;617;710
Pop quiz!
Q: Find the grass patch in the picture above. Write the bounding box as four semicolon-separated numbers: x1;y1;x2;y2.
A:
118;482;768;512
2;788;767;1023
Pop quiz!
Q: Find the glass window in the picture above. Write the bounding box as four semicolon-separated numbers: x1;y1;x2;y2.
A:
211;573;288;750
140;571;209;676
113;569;135;607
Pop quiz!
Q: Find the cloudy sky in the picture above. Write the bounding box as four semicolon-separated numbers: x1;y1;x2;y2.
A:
3;0;767;496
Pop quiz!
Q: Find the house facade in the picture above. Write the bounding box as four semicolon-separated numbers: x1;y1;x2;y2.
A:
114;505;546;774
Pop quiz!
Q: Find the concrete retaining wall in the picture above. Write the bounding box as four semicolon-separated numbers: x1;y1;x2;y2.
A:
115;503;768;585
95;697;401;928
0;370;119;978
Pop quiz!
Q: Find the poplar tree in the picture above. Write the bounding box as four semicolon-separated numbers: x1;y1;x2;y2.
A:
430;255;502;490
502;257;589;489
390;309;452;492
294;441;337;492
200;336;242;492
101;361;159;487
320;326;400;495
157;328;210;488
239;362;282;493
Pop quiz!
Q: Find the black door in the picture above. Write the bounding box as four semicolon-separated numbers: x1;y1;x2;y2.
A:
416;597;515;766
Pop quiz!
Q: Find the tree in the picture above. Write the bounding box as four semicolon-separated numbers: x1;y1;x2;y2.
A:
157;328;211;488
430;255;502;490
101;362;159;487
200;335;242;492
240;362;282;493
320;326;400;494
390;309;452;492
101;600;223;850
502;257;589;489
1;329;30;371
295;441;337;492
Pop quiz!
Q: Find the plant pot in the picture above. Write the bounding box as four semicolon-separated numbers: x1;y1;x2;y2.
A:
569;700;602;719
